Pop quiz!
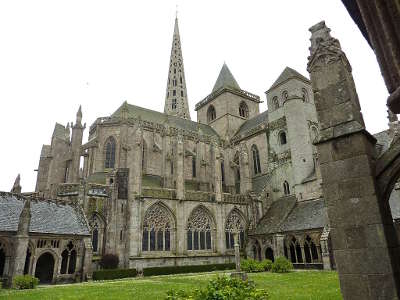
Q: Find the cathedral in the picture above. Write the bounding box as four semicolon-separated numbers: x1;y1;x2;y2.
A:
3;16;400;285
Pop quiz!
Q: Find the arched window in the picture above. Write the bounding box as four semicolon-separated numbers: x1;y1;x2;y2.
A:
104;137;116;169
187;206;214;251
221;162;225;183
282;90;289;100
142;203;174;252
142;141;147;172
272;96;279;110
234;152;240;194
279;131;287;145
251;145;261;175
60;241;77;275
225;210;246;250
192;157;196;178
288;237;302;263
283;180;290;195
91;214;105;255
239;101;249;118
304;235;319;263
172;99;177;109
207;105;216;122
302;88;309;102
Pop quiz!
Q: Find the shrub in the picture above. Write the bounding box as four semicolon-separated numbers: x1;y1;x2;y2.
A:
13;275;39;289
260;259;273;271
165;275;269;300
99;254;119;269
241;259;264;273
93;268;137;281
271;256;293;273
143;263;235;276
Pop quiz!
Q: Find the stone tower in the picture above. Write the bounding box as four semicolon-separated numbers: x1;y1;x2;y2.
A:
164;17;191;120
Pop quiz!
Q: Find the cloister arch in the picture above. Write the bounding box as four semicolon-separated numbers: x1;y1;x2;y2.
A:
34;251;56;283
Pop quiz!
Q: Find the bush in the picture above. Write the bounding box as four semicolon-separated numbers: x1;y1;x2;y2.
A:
13;275;39;289
260;259;273;271
240;259;264;273
165;275;269;300
143;263;235;277
271;256;293;273
99;254;119;269
93;268;137;280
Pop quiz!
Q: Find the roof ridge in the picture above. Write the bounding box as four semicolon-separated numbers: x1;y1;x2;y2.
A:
267;66;310;92
212;63;241;93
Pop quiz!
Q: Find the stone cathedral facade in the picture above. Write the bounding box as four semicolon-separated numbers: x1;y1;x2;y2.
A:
32;17;333;273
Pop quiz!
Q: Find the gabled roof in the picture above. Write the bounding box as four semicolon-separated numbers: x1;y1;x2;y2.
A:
267;67;310;92
111;102;218;137
0;192;90;236
212;63;241;93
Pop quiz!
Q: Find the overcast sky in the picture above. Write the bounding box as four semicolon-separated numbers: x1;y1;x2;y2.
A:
0;0;389;192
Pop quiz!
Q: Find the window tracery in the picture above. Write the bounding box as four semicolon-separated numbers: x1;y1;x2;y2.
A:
251;145;261;174
207;105;216;122
60;241;77;275
142;204;173;252
225;210;245;249
104;137;116;169
187;206;213;251
239;101;249;118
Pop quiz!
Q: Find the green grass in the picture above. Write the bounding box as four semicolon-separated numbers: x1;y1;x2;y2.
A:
0;270;342;300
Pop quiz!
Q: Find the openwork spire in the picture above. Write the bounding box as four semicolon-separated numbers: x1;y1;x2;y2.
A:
164;17;191;120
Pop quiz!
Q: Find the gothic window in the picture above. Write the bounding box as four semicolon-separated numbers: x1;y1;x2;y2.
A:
282;90;289;100
142;141;147;172
192;157;196;178
187;206;214;251
225;210;245;250
91;214;105;255
172;99;177;109
239;101;249;118
279;131;287;145
142;203;174;252
60;241;77;274
64;161;70;183
173;90;176;96
283;180;290;195
180;76;182;84
207;105;216;122
171;161;174;174
234;152;240;194
302;88;309;102
173;79;177;86
181;90;184;97
221;162;225;183
251;145;261;175
304;235;319;263
272;96;279;110
174;68;176;74
104;137;116;169
288;236;303;263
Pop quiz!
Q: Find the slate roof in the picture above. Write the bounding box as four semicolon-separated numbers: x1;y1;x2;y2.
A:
0;192;90;236
52;123;67;140
267;67;310;92
254;197;327;235
234;110;269;138
373;129;392;157
112;103;218;137
212;63;241;93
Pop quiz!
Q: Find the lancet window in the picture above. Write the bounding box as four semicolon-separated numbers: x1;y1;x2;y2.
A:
60;241;77;275
225;210;245;249
104;137;116;169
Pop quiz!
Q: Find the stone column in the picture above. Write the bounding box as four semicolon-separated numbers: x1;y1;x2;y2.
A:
176;133;185;200
239;143;252;194
273;234;285;257
175;202;185;255
307;21;400;299
213;142;223;202
82;237;93;281
127;125;143;265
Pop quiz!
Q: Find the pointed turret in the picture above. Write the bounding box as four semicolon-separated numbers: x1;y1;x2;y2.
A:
212;63;241;93
164;17;191;120
69;105;85;183
11;174;22;194
76;105;83;126
17;198;31;235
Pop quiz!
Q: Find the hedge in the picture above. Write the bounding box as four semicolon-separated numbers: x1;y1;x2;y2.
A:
143;263;235;276
93;268;137;281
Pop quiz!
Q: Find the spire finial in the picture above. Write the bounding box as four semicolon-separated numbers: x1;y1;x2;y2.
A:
11;174;22;194
176;4;178;19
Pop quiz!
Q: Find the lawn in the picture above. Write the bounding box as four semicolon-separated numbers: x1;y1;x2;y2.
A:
0;271;342;300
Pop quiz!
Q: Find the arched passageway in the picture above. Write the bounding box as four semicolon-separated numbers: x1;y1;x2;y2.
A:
265;247;274;262
34;252;55;283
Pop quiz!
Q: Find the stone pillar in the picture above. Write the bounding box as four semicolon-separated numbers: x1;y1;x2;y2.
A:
273;234;285;257
69;106;85;183
239;143;252;193
307;21;400;299
82;237;93;281
176;133;185;200
234;233;240;271
127;125;143;265
175;202;185;255
10;198;31;281
213;142;223;202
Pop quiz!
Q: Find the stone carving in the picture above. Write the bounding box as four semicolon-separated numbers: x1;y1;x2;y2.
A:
143;204;172;231
187;206;212;231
